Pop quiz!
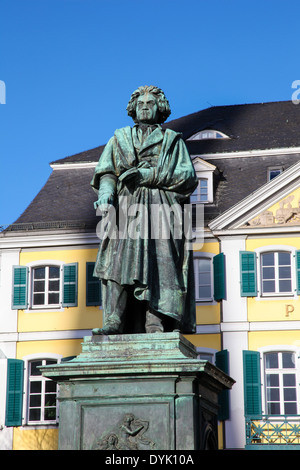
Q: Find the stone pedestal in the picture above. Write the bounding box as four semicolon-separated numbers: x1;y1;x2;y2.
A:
41;333;234;450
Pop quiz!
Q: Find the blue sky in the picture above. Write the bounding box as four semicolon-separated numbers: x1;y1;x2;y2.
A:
1;0;300;227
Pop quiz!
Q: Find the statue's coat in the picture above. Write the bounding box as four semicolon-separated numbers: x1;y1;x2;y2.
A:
91;126;198;332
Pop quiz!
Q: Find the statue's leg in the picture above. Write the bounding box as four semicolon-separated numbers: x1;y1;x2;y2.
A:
145;310;164;333
92;280;127;335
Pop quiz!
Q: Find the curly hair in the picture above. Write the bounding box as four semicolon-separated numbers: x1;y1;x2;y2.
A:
126;85;171;124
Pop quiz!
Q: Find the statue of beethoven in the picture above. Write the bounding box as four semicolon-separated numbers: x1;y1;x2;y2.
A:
91;85;197;335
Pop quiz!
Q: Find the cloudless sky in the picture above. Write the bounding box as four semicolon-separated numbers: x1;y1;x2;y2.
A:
1;0;300;226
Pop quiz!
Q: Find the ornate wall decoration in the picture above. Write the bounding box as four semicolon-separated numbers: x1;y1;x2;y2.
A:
93;413;156;450
248;195;300;227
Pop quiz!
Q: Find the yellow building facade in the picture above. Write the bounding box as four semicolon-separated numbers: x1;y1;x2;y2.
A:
1;235;224;450
209;161;300;449
1;100;300;450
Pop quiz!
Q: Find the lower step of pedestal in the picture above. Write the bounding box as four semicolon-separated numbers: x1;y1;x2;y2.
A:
41;333;234;450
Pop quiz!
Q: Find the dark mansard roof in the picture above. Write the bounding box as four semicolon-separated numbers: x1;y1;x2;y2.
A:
50;100;300;164
5;100;300;232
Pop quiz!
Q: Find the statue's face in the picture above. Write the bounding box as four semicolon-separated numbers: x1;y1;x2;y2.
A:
135;92;159;124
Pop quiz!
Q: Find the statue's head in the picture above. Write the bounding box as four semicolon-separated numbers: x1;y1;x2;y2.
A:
127;85;171;124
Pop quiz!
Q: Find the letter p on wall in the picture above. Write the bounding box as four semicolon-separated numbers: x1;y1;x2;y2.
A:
0;80;6;104
285;304;294;317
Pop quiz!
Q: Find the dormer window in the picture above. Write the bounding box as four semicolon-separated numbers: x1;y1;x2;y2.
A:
191;157;216;204
187;130;230;141
191;178;209;203
268;167;283;181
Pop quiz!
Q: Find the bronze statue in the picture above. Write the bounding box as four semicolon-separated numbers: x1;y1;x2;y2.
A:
91;86;197;335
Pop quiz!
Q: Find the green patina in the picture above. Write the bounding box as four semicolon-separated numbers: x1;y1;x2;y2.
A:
90;86;198;335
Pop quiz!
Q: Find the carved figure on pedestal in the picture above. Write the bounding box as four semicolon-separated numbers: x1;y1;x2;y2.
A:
94;413;156;450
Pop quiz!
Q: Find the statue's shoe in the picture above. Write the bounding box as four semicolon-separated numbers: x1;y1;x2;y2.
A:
92;325;120;335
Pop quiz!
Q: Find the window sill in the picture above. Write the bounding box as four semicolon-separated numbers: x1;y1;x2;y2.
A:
260;415;300;421
196;299;216;305
24;306;64;313
252;292;299;302
191;201;213;205
259;293;296;300
21;423;58;429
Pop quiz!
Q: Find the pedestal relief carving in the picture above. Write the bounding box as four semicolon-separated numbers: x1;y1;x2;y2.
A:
93;413;156;450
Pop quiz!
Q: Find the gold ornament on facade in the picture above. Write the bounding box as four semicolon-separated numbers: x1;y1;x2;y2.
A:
248;195;300;227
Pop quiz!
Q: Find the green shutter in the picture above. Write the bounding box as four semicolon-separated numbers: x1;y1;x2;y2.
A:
215;350;230;420
240;251;257;297
12;266;28;309
86;262;102;306
295;250;300;294
5;359;24;427
62;263;78;307
243;350;262;416
213;253;226;301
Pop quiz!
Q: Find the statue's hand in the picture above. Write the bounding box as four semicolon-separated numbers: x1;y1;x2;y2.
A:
94;193;114;212
119;165;154;187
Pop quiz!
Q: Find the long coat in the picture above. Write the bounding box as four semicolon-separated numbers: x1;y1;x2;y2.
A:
91;125;198;333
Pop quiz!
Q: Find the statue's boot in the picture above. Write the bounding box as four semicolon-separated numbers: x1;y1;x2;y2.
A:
92;313;122;335
145;311;164;333
92;325;120;335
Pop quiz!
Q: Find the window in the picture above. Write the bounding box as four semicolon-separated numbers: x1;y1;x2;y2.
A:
194;252;225;302
187;130;230;140
191;178;208;203
243;349;300;417
194;255;213;301
27;359;58;424
261;252;292;295
199;130;226;139
32;266;60;307
12;263;78;309
264;352;298;415
191;157;216;204
215;349;230;421
240;248;300;298
197;352;213;362
268;167;283;181
196;350;214;362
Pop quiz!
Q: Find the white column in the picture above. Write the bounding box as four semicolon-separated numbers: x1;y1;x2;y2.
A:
222;329;248;449
220;237;247;323
219;237;248;449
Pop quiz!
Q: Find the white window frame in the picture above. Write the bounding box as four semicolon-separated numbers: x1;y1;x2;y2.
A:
22;353;62;427
259;346;300;417
191;178;209;203
193;252;214;303
187;129;230;140
192;157;216;204
255;246;297;299
31;266;61;308
260;251;292;296
191;172;214;204
26;260;64;310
